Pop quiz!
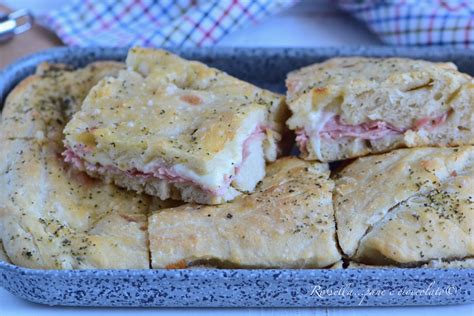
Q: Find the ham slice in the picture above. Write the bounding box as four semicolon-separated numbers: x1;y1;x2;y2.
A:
295;130;310;156
413;111;449;131
296;111;450;153
63;127;266;197
63;150;229;195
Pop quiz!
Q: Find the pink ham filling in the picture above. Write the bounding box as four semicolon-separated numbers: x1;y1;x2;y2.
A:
319;115;404;140
63;127;267;196
296;112;449;152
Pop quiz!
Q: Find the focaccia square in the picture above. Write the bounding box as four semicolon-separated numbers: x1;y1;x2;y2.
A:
63;48;288;205
148;157;341;269
334;146;474;266
286;57;474;162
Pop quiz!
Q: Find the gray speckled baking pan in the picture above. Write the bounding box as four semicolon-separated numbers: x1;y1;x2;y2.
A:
0;46;473;307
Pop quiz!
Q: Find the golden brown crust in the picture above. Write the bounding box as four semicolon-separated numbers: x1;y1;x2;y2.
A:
149;157;341;269
286;57;462;104
334;146;474;266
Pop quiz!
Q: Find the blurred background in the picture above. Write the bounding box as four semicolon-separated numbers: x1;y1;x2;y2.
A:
1;0;382;67
4;0;474;68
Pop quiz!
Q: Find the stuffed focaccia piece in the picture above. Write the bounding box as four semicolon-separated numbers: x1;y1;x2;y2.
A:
63;47;288;205
334;146;474;266
286;57;474;162
0;63;152;269
148;157;341;269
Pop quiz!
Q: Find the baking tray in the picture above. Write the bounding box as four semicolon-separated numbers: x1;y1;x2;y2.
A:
0;46;473;307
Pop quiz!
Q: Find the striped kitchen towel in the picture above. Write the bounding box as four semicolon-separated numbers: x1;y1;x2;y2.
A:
339;0;474;48
39;0;296;47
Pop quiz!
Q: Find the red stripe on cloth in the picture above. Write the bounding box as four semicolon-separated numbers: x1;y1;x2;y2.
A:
116;0;141;21
465;16;473;48
198;0;237;46
234;0;258;24
101;0;142;30
394;1;404;45
84;0;113;31
427;6;439;45
85;0;103;26
440;0;468;12
140;0;162;26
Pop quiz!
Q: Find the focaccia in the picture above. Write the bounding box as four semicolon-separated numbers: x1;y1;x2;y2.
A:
148;157;341;269
0;241;9;263
63;48;288;205
1;62;124;142
286;57;474;162
334;146;474;266
0;63;153;269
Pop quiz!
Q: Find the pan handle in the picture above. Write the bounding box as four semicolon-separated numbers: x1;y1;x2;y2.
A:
0;9;33;42
9;9;34;35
